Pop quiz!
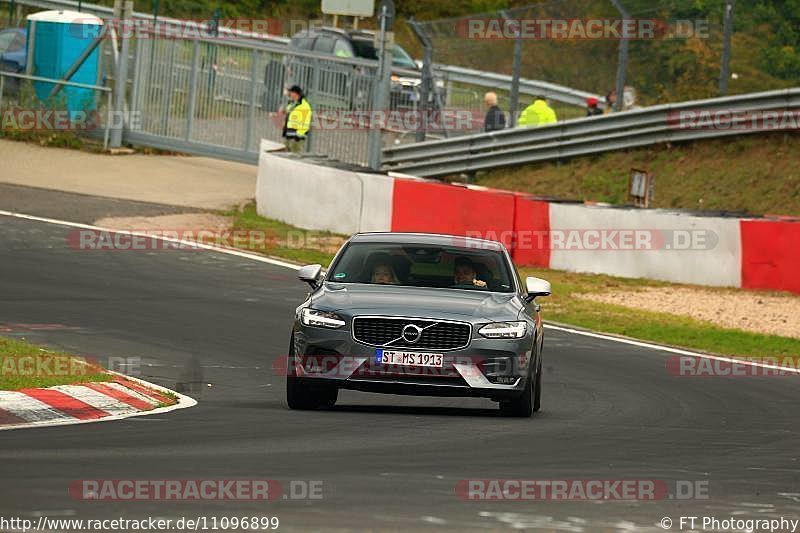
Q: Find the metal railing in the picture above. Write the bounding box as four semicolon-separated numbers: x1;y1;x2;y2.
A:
2;0;608;167
3;0;598;106
0;70;113;148
126;28;381;166
2;0;291;45
435;64;602;109
382;88;800;177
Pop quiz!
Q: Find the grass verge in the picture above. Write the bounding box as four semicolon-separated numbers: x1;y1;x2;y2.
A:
518;268;800;360
0;336;112;391
476;133;800;217
222;206;800;361
224;202;345;266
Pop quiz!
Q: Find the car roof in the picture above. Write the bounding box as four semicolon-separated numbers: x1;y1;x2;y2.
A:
350;232;506;251
299;27;377;39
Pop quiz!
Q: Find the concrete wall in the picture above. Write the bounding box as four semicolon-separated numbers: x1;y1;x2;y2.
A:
549;204;742;287
256;146;393;234
255;144;799;294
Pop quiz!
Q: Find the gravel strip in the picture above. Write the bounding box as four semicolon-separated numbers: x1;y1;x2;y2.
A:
579;287;800;339
94;214;233;232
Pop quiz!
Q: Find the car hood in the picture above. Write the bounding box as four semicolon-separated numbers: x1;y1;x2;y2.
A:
312;283;522;322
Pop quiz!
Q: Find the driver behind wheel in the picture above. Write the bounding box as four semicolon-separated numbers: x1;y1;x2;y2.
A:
453;257;487;288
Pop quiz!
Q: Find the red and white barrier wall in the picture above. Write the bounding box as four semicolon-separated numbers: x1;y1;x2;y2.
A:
257;149;800;294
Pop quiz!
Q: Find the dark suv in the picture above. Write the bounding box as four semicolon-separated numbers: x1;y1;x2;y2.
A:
290;27;418;69
284;27;424;110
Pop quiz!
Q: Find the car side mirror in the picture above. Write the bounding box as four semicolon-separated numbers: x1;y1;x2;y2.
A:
298;264;323;289
524;276;551;302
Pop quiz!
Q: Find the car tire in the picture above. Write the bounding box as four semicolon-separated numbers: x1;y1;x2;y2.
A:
286;332;338;410
499;367;534;418
287;375;338;410
318;387;339;408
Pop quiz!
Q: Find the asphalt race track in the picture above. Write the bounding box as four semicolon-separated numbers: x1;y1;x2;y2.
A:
0;210;798;531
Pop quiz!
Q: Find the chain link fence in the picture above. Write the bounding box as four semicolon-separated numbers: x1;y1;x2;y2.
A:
408;0;743;120
129;27;379;166
4;0;787;167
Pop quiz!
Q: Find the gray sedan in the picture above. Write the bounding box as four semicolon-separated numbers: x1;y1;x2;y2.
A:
287;232;551;417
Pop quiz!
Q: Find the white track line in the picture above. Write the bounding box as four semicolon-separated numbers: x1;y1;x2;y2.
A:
0;209;301;271
1;209;797;378
544;324;800;375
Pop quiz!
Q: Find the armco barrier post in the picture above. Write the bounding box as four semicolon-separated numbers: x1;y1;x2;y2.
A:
501;9;522;128
110;0;133;148
611;0;629;113
408;19;434;142
368;2;393;170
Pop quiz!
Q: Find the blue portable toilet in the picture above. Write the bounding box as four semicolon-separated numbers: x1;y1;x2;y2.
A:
25;10;104;112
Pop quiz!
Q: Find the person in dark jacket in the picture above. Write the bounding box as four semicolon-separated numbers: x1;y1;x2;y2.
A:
586;96;603;117
483;91;506;132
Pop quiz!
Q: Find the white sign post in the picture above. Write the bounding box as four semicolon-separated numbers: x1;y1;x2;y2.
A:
321;0;375;17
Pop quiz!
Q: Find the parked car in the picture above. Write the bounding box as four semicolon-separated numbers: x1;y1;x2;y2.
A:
287;232;551;417
0;28;27;94
282;27;440;111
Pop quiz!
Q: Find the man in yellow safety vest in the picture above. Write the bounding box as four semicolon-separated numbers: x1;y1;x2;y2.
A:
518;95;557;127
282;85;312;153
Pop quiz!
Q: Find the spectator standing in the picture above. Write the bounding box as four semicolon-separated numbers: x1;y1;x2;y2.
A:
586;96;603;117
604;90;617;115
483;91;506;132
282;85;312;153
518;95;557;127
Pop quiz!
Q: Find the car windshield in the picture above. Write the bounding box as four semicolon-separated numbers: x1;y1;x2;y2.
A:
0;31;19;53
327;242;515;293
351;39;417;69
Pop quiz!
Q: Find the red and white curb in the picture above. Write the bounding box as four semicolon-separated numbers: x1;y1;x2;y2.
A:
0;375;196;431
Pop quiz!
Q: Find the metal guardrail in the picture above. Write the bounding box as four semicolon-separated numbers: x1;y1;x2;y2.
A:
434;64;602;108
382;88;800;177
0;70;114;148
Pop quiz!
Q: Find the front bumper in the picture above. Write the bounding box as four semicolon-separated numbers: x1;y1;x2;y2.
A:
292;323;534;401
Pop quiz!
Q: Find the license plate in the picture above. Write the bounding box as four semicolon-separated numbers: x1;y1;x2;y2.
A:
376;349;443;368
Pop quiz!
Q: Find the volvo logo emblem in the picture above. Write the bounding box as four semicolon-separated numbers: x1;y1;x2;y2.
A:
401;324;423;344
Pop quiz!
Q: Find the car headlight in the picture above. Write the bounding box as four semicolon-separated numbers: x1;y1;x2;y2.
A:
301;308;346;329
478;321;527;339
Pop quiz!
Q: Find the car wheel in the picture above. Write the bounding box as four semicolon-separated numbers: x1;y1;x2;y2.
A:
318;387;338;408
499;368;533;418
286;332;338;410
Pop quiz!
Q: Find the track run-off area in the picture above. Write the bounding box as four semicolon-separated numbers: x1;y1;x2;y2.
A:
0;210;798;531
